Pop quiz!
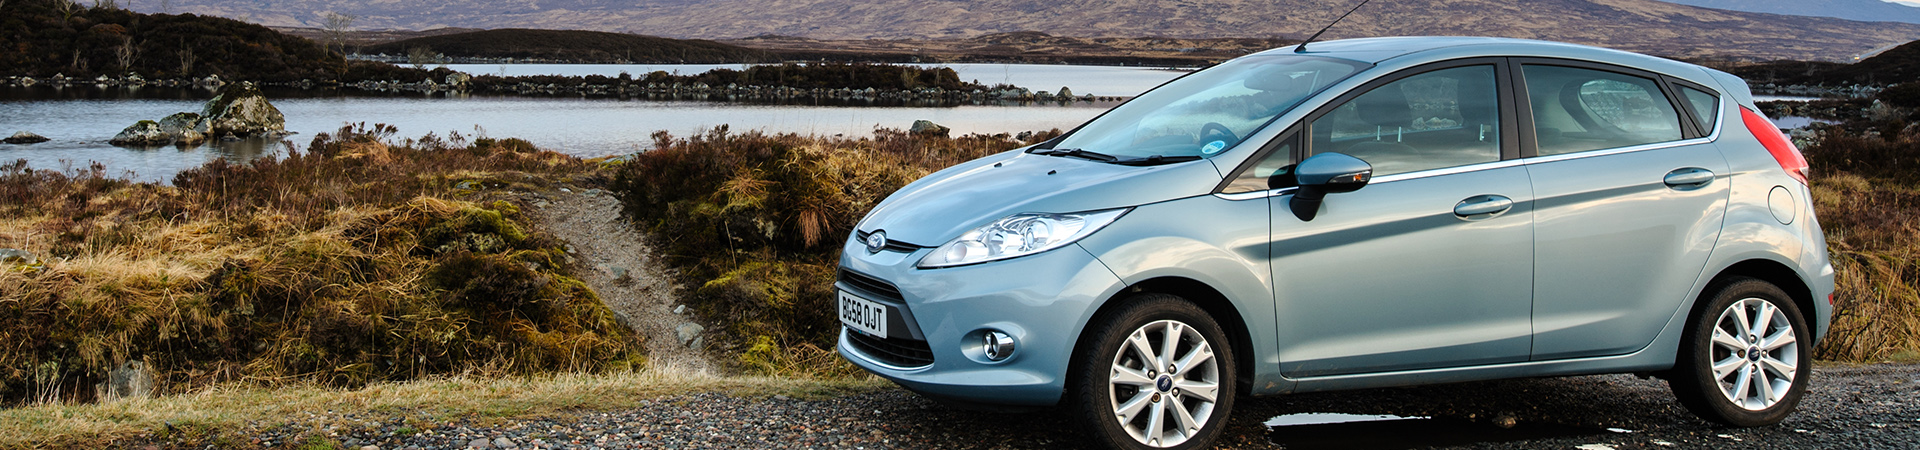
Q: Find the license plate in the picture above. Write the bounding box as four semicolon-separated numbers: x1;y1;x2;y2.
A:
838;290;889;338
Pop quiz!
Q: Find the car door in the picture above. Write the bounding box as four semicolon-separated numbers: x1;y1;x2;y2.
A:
1261;59;1538;378
1514;60;1731;360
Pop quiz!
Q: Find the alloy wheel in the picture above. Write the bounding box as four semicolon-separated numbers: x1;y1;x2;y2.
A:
1107;319;1222;447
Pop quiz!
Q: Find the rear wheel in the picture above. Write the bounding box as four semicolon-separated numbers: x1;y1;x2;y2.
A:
1072;293;1236;449
1670;277;1811;426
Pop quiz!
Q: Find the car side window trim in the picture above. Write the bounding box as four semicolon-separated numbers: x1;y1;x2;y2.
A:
1664;77;1722;138
1210;124;1303;196
1510;58;1698;158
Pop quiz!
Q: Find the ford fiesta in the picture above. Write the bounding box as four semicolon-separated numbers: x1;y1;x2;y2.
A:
835;37;1832;449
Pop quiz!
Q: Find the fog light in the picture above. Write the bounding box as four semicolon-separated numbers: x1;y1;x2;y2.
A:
983;330;1016;361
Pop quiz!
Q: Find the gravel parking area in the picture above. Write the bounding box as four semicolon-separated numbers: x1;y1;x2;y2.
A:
240;362;1916;449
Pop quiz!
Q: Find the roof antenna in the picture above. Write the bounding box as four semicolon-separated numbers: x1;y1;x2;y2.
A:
1295;0;1373;53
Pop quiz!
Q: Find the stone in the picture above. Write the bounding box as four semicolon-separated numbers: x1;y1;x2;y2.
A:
1056;86;1074;98
359;446;380;450
201;83;286;139
93;360;153;400
0;248;35;265
467;438;490;448
109;120;170;147
675;322;705;345
158;112;208;145
673;304;686;315
909;120;950;137
3;131;50;144
690;336;704;349
492;437;517;448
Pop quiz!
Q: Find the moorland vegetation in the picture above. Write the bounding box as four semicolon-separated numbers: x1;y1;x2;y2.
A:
0;125;644;406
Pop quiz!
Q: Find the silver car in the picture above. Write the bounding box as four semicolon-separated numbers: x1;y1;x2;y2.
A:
837;37;1832;449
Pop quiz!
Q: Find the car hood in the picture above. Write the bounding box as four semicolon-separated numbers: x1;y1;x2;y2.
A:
857;149;1225;247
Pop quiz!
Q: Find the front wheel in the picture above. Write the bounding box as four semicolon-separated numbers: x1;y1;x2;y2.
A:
1669;277;1812;426
1071;293;1236;449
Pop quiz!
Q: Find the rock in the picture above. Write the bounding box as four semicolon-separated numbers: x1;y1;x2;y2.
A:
909;120;950;137
359;446;379;450
201;83;286;139
0;248;35;265
158;112;208;145
690;336;705;349
675;322;705;346
109;120;170;147
93;360;153;400
608;266;629;280
491;437;516;448
673;304;686;315
3;131;49;144
1057;86;1074;98
467;438;490;448
446;72;471;88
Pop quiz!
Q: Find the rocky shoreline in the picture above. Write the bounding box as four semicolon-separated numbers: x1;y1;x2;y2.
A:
5;72;1123;105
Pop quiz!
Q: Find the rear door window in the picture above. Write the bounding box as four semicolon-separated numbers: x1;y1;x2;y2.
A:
1520;65;1683;156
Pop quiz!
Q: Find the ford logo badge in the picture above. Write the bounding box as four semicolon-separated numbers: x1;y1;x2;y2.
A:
866;230;888;254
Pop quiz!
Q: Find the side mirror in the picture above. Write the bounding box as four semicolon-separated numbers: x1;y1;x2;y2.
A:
1289;152;1372;221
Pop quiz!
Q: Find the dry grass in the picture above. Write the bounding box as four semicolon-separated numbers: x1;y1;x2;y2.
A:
0;363;890;449
609;127;1058;375
0;124;641;405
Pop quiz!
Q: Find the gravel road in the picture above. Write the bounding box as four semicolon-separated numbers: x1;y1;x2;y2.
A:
270;362;1916;450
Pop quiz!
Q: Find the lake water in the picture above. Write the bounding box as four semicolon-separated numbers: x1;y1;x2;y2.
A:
1;63;1182;182
441;63;1190;97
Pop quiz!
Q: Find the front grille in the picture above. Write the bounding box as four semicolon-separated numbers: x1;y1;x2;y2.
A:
847;329;934;368
838;269;903;301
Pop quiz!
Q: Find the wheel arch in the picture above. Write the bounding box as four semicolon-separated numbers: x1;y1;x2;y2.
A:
1695;258;1819;346
1066;276;1258;398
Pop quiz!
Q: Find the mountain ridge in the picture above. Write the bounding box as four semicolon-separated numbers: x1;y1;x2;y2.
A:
1658;0;1920;25
133;0;1920;61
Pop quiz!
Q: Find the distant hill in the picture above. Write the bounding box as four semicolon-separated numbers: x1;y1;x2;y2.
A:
0;0;342;80
362;29;776;63
1659;0;1920;25
1733;38;1920;86
132;0;1920;61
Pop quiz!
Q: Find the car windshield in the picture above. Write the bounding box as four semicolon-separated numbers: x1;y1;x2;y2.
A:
1049;55;1370;161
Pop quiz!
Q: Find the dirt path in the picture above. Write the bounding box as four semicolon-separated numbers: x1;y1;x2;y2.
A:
529;188;718;373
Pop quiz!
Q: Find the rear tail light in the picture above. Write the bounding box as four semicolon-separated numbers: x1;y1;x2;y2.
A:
1741;106;1809;184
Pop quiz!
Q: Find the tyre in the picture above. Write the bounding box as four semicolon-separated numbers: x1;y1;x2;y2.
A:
1669;277;1812;427
1071;293;1237;449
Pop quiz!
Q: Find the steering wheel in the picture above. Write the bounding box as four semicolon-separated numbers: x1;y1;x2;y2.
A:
1199;122;1240;152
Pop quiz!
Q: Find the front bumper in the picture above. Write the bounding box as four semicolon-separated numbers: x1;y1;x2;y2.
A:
836;236;1124;406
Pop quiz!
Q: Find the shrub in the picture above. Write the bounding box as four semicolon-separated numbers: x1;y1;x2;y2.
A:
610;127;1056;375
0;124;639;404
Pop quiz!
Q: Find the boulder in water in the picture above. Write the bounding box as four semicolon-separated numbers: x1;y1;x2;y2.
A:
3;131;50;144
109;120;171;147
910;120;951;137
159;112;209;146
202;83;286;139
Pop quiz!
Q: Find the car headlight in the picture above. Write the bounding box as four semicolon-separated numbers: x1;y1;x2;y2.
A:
917;208;1129;268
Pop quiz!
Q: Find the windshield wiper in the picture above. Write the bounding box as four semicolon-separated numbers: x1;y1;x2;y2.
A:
1113;155;1202;166
1039;147;1118;162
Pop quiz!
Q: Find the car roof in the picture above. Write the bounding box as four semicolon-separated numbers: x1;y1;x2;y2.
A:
1256;36;1720;89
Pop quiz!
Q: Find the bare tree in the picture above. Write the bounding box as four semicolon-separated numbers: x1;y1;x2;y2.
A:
54;0;80;20
322;12;356;55
114;35;136;72
91;0;119;10
406;46;438;69
160;0;172;14
177;46;195;76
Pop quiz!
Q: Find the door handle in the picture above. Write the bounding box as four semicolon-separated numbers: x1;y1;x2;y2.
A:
1664;167;1715;189
1454;194;1514;220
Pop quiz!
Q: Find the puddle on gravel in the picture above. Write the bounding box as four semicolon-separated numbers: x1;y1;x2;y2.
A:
1266;413;1622;449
